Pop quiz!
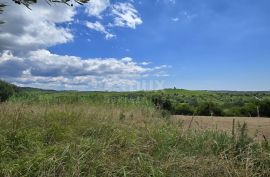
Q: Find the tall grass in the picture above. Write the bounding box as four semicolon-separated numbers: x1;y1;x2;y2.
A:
0;101;270;176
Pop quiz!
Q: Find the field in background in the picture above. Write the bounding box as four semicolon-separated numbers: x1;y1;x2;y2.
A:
1;80;270;117
173;116;270;141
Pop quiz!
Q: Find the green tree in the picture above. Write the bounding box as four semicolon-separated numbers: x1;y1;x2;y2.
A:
240;103;257;117
0;80;15;102
174;103;194;115
259;99;270;117
196;102;223;116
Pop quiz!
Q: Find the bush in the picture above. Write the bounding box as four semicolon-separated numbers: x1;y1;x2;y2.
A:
151;95;173;112
0;80;15;102
240;103;257;117
196;102;223;116
259;99;270;117
174;103;194;115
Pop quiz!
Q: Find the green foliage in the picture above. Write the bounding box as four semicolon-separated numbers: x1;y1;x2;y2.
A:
2;80;270;117
0;103;269;176
146;89;270;117
240;103;258;117
234;122;253;152
259;99;270;117
151;95;172;110
196;102;223;116
0;80;16;102
174;103;194;115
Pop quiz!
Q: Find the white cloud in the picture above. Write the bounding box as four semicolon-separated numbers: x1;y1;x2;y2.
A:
121;57;133;62
0;50;168;91
0;1;155;91
0;2;75;53
171;17;179;22
153;65;171;70
0;0;144;51
85;0;110;18
84;1;143;39
141;62;151;66
85;21;115;39
111;2;142;29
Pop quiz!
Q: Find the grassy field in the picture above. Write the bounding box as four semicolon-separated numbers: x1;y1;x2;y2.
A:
0;81;270;176
0;101;270;176
173;116;270;141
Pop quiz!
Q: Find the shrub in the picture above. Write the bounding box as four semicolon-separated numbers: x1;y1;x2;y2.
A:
240;103;257;117
174;103;194;115
0;80;15;102
196;102;223;116
151;95;172;112
259;99;270;117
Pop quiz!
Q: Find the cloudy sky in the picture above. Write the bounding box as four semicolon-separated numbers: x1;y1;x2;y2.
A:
0;0;270;91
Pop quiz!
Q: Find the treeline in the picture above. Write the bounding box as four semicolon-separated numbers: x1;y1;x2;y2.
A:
0;80;20;102
151;94;270;117
1;80;270;117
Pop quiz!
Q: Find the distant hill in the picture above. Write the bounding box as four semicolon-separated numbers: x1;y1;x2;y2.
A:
18;86;56;93
1;80;270;94
1;80;270;117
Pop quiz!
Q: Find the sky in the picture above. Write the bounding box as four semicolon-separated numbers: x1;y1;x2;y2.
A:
0;0;270;91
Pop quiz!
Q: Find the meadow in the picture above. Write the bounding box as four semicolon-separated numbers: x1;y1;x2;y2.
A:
173;116;270;142
0;81;270;176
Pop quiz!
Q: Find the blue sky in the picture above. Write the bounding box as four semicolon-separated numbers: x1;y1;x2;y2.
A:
0;0;270;91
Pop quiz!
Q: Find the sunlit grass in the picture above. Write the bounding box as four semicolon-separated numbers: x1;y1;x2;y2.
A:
0;102;270;176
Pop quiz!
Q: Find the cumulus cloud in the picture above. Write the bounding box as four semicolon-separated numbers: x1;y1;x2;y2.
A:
84;0;143;30
84;1;143;38
0;2;75;53
85;21;115;39
0;50;168;90
0;50;148;77
111;2;143;29
0;1;143;51
85;0;110;18
0;1;154;91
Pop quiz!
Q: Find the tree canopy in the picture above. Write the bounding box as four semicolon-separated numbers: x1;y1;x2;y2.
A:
0;80;17;102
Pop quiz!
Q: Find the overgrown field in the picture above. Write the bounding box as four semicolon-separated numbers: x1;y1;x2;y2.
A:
1;99;270;176
1;81;270;176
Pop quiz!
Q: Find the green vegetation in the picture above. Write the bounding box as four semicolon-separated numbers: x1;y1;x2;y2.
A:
1;81;270;117
0;80;18;102
149;89;270;117
1;101;270;176
0;82;270;176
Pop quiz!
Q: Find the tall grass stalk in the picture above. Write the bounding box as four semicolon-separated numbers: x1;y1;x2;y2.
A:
0;102;269;176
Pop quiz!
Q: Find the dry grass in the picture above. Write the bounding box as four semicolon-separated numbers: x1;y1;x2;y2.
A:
172;116;270;141
0;103;270;176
